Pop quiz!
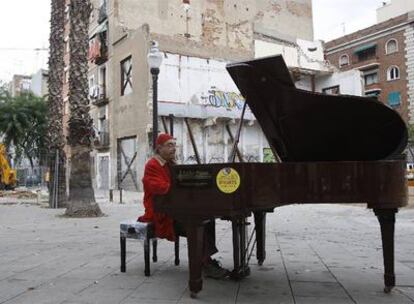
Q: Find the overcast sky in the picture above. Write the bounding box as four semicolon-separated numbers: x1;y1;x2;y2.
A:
0;0;386;83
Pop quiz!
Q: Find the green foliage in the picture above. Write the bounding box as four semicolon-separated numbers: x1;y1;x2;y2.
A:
0;89;48;167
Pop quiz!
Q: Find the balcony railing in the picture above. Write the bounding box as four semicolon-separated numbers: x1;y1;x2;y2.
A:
88;33;108;65
90;85;109;106
94;131;110;149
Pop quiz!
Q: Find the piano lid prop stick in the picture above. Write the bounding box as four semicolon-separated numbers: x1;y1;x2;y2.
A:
161;116;169;134
169;114;174;136
225;124;244;162
184;117;201;164
229;100;248;163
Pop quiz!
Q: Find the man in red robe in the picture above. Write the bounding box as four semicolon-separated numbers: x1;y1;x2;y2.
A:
138;133;229;279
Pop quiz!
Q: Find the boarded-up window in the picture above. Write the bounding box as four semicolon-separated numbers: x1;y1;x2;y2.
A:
117;137;138;190
121;56;132;96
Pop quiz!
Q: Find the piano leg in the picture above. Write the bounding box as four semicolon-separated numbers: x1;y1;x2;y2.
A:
254;211;266;266
184;220;205;298
374;208;397;293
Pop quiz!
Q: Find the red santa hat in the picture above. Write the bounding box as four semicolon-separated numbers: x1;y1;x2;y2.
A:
156;133;174;146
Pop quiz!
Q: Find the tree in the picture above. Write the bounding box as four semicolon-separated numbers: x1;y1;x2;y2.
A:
48;0;67;208
0;93;48;166
64;0;102;217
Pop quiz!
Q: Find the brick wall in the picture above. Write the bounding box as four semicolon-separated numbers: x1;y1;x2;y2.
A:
325;22;410;122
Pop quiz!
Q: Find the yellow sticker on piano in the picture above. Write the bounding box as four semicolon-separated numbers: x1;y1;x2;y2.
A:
216;167;240;194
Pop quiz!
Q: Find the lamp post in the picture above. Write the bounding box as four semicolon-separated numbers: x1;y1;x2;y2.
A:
147;41;163;150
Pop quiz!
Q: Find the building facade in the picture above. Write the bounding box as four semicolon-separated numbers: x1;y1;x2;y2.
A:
85;0;318;191
8;74;31;97
377;0;414;23
53;0;365;193
30;69;49;97
324;12;414;123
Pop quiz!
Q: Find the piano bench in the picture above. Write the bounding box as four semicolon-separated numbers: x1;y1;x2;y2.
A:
120;220;180;276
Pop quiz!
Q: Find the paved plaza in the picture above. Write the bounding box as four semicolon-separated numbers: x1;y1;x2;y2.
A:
0;190;413;304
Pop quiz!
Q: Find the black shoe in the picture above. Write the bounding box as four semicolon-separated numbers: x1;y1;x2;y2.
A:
203;259;230;279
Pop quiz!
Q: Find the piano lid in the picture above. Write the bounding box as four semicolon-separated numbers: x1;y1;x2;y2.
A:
226;55;408;162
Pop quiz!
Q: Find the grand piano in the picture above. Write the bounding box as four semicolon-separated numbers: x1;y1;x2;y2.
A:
154;55;408;297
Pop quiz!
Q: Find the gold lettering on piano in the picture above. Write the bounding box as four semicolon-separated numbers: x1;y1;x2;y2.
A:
216;167;241;194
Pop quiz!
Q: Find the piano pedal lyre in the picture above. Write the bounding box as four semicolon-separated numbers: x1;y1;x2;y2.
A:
230;216;252;280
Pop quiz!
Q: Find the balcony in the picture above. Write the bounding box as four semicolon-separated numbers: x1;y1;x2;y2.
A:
88;25;108;65
94;131;110;149
90;85;109;106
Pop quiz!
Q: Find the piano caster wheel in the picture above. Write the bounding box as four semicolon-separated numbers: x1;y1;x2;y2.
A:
384;286;393;294
190;292;198;299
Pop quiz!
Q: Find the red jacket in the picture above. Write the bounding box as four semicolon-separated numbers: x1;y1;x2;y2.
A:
138;156;175;241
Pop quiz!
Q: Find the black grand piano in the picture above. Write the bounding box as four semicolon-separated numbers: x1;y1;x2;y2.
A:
154;55;408;297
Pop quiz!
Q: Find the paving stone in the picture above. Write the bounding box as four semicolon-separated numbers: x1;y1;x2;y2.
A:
290;281;349;298
295;296;354;304
1;198;413;304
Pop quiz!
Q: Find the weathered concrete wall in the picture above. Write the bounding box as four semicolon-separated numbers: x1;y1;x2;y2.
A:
154;51;269;171
161;117;269;165
316;70;364;96
108;27;152;190
114;0;313;60
158;53;243;107
255;38;327;71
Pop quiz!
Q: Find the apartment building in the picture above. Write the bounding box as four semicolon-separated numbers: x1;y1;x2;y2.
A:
324;12;414;123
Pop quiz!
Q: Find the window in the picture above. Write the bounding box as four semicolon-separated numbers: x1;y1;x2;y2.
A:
322;85;340;95
364;70;378;85
121;56;132;96
387;66;400;81
388;91;401;107
98;65;107;99
339;54;349;67
89;75;96;100
357;48;376;61
354;43;377;62
385;39;398;54
365;90;381;99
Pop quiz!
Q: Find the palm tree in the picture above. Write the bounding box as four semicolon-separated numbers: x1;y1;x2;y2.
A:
48;0;67;208
65;0;102;217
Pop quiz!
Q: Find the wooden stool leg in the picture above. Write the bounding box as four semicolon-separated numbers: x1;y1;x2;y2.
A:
120;236;126;272
175;237;180;265
152;239;158;262
144;237;150;276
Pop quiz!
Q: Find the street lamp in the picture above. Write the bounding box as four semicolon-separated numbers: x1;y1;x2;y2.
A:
147;40;163;150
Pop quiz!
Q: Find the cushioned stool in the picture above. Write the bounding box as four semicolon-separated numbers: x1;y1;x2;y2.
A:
120;220;180;276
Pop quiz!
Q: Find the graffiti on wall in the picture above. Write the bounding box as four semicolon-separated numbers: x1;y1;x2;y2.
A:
201;88;245;110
